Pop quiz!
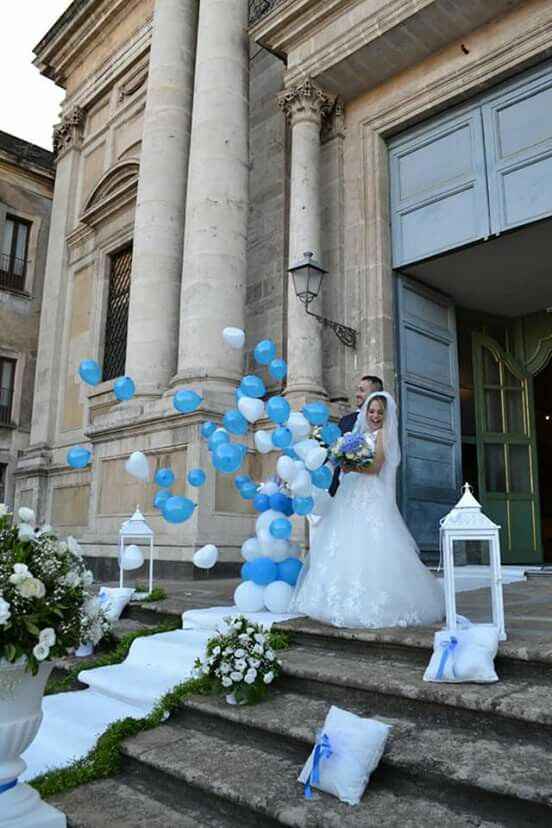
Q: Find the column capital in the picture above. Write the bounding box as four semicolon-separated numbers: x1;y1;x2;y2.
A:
53;107;85;159
278;78;335;127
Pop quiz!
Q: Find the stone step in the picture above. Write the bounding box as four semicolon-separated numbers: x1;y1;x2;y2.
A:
273;618;552;681
177;690;552;818
119;720;505;827
279;644;552;734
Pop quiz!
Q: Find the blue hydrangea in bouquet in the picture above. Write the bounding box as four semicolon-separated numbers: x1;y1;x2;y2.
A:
329;431;375;471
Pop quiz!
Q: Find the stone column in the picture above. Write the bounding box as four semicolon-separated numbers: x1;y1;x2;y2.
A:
279;79;335;404
175;0;249;390
125;0;198;395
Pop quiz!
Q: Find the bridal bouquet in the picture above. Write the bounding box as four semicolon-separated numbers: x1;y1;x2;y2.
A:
0;504;110;674
195;615;283;704
329;431;374;471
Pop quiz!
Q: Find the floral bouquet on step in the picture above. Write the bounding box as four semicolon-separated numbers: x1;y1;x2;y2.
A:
329;431;375;471
0;504;111;675
194;615;284;705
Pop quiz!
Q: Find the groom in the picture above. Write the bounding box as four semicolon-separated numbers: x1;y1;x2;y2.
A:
329;374;383;497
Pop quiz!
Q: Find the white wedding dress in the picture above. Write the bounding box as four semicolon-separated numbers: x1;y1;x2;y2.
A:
290;392;445;629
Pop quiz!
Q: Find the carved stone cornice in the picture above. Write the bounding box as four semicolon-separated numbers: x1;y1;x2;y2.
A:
278;78;336;128
53;107;85;158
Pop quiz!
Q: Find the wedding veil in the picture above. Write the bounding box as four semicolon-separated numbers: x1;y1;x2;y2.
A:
353;391;401;496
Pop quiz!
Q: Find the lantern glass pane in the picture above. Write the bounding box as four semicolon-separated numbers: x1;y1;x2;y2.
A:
453;539;493;624
292;269;308;301
485;444;506;492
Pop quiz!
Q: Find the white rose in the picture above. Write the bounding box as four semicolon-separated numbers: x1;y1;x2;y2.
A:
33;642;50;661
13;563;29;576
246;627;254;635
249;658;261;669
66;536;82;557
18;524;35;541
252;644;264;656
222;676;233;688
63;570;80;588
212;646;221;656
0;504;8;517
39;628;56;647
263;671;274;684
220;663;230;674
82;570;94;587
265;651;275;661
0;597;11;625
254;633;266;645
234;659;247;671
238;634;249;643
244;672;256;685
18;507;35;524
18;577;46;599
230;671;243;682
235;648;246;658
56;541;68;557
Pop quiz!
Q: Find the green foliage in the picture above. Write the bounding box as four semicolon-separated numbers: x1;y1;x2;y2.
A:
132;584;168;603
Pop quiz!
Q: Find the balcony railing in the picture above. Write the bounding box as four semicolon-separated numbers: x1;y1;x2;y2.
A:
0;253;27;292
0;385;14;426
249;0;287;25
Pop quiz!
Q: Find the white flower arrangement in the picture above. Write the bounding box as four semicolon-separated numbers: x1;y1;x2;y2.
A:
195;615;284;704
0;505;111;674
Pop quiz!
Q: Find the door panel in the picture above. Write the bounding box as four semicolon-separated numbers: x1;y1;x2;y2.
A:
389;108;491;266
397;276;462;555
472;334;542;563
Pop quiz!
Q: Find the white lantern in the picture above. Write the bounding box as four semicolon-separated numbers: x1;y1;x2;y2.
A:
440;484;506;641
119;506;155;594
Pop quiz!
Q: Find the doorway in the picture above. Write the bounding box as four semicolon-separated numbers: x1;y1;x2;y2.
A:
534;359;552;563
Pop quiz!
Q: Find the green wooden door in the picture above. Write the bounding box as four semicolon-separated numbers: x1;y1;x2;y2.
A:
473;334;542;563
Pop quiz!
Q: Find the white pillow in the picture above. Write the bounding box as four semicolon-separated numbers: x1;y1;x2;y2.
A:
423;625;499;684
98;587;135;622
298;706;391;806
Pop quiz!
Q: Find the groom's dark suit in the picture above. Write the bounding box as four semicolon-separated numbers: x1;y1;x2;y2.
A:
328;410;358;497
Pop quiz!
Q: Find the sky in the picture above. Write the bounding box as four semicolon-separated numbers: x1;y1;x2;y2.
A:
1;1;71;150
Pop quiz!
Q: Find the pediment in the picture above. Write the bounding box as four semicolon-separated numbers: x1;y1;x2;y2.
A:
81;159;139;226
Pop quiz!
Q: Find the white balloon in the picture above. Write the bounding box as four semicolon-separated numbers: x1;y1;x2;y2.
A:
264;581;294;614
277;455;298;483
238;396;265;424
223;327;245;349
291;469;313;498
193;544;218;569
259;480;280;496
234;580;265;613
254;430;274;454
305;446;328;471
121;544;143;571
287;412;311;442
241;537;262;561
294;439;319;462
125;451;150;482
256;509;286;535
257;530;290;563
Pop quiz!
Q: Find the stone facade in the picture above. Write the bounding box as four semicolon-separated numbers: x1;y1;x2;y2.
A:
18;0;552;572
0;131;54;507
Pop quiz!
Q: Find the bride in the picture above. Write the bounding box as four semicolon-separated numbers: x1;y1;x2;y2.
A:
290;392;445;629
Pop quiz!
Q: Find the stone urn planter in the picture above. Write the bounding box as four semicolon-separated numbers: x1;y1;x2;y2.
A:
0;659;66;827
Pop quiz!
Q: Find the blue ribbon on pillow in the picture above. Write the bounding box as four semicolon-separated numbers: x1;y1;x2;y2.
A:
436;636;458;680
0;778;17;795
304;732;333;799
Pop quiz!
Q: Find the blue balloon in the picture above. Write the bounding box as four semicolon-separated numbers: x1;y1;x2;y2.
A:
311;464;333;490
236;444;247;460
235;474;251;490
254;339;277;366
253;493;270;512
302;401;330;426
154;489;172;510
266;396;291;425
269;492;293;516
113;376;135;401
188;468;206;487
67;446;91;469
277;558;303;587
249;556;278;586
208;430;230;451
292;496;314;516
284;447;299;460
223;409;248;436
173;389;202;414
269;358;287;381
270;517;292;540
78;359;101;386
162;495;196;523
155;468;175;488
212;443;243;474
235;387;245;401
240;481;258;500
239;375;266;399
321;423;342;445
201;421;217;439
272;427;292;449
241;562;253;581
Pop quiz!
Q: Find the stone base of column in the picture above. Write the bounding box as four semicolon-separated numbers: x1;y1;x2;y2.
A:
168;367;243;395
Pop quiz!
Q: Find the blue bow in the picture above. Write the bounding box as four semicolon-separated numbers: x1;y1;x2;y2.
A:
304;733;333;799
0;779;17;795
436;636;458;680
